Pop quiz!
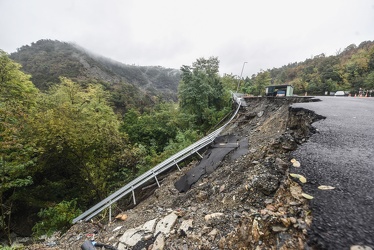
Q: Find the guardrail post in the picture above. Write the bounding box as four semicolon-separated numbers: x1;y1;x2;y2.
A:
132;187;136;205
195;151;203;159
109;201;112;223
153;172;160;187
174;160;181;171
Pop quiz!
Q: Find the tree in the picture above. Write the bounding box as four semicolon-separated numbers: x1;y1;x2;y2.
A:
26;77;129;208
178;57;229;131
364;71;374;91
0;50;38;244
121;102;179;154
251;71;271;96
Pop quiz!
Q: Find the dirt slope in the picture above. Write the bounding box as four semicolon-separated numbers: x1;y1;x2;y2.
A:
26;97;322;250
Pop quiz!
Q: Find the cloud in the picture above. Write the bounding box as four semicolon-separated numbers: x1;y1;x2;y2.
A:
1;0;373;77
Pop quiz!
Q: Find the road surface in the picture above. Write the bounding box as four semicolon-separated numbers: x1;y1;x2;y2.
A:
291;96;374;249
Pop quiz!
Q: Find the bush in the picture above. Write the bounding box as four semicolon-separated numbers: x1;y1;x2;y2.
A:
32;199;82;237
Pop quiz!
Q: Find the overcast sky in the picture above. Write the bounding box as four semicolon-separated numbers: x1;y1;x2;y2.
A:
1;0;373;77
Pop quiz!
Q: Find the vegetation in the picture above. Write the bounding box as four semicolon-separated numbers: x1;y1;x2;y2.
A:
10;39;181;114
178;57;232;131
0;50;38;244
241;41;374;96
32;199;81;237
1;39;374;245
0;49;234;245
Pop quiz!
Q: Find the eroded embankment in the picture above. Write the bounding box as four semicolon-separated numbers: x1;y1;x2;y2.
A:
25;97;325;250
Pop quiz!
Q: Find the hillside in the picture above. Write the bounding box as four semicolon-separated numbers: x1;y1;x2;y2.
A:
23;97;323;249
265;41;374;96
10;39;181;113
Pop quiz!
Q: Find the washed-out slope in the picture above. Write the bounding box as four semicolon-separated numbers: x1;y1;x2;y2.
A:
28;97;322;249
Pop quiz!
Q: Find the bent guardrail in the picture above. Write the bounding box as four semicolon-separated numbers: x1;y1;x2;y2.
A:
73;94;242;223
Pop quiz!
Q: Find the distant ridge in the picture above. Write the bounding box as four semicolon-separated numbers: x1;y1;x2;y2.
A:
10;39;181;113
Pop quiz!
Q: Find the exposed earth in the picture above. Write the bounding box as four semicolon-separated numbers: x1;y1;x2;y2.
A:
22;97;326;250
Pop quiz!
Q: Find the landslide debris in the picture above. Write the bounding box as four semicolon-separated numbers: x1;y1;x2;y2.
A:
25;97;322;250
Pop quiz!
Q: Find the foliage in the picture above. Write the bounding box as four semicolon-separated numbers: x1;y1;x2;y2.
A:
0;50;38;245
121;102;179;154
252;71;272;96
26;77;130;204
163;129;201;154
249;40;374;96
0;247;20;250
32;199;82;237
178;57;231;131
10;39;181;114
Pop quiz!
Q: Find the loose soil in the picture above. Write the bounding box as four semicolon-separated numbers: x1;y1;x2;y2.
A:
25;97;323;250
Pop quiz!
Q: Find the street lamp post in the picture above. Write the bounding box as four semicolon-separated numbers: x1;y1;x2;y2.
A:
236;62;247;93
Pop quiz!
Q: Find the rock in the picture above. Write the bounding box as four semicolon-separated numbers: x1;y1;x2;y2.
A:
219;184;226;193
275;158;288;173
204;213;224;222
260;209;268;215
246;112;257;119
115;213;128;221
117;242;126;250
151;233;165;250
154;212;178;237
281;218;291;228
275;157;288;167
143;219;157;232
257;111;264;117
119;228;143;247
190;206;198;212
350;246;373;250
208;228;219;239
196;191;208;202
272;225;288;232
249;148;257;154
266;204;276;211
264;198;273;204
179;219;193;236
252;219;260;242
289;217;297;224
119;218;157;247
112;226;123;232
174;208;187;217
290;183;303;200
278;206;285;213
252;173;280;195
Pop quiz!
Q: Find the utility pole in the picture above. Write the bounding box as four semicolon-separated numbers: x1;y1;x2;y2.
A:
236;62;247;93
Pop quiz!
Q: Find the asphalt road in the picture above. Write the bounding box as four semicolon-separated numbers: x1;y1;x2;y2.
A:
291;96;374;249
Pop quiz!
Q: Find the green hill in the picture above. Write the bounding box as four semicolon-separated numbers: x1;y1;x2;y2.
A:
10;39;181;113
263;41;374;96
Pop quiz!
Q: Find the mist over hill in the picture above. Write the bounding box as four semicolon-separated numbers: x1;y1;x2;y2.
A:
10;39;181;113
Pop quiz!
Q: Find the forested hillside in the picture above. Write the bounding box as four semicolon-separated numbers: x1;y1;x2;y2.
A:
1;49;232;245
10;39;181;114
241;40;374;96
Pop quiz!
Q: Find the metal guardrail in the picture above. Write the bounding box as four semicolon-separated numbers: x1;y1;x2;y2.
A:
73;94;242;223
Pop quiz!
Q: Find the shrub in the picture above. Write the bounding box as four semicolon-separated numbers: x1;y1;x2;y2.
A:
32;199;82;237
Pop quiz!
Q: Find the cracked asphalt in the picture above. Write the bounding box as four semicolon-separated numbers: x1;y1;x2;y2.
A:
291;96;374;249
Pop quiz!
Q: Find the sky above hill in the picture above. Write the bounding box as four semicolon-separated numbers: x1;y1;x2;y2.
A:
1;0;373;77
